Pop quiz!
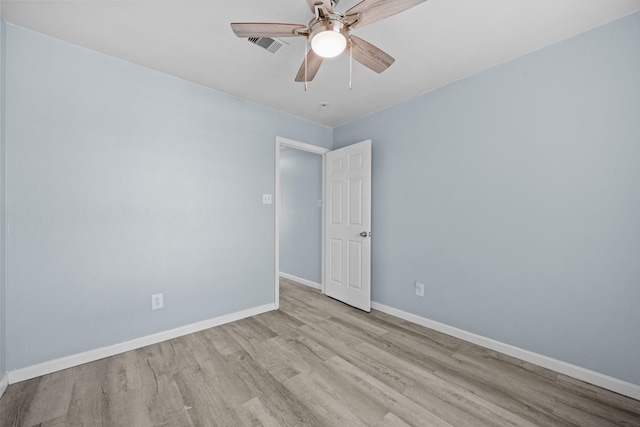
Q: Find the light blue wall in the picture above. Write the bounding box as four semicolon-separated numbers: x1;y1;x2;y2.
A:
4;24;331;370
0;17;7;380
279;148;322;283
334;12;640;385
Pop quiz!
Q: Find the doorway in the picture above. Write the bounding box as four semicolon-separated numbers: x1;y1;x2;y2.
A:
274;137;329;309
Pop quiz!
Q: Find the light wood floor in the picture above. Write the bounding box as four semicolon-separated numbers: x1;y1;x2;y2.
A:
1;278;639;426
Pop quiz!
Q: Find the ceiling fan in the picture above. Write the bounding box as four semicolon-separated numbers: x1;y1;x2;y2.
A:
231;0;426;82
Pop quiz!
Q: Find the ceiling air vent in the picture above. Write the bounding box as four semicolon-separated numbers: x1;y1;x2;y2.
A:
248;37;287;54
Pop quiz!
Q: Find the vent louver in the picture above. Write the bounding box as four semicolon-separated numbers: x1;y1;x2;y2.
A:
248;37;286;54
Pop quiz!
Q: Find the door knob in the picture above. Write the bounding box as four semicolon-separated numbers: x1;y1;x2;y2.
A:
360;231;371;237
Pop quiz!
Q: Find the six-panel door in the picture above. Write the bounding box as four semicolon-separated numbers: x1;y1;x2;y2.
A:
324;140;371;312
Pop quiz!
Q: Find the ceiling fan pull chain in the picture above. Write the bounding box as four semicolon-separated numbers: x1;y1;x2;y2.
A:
349;41;353;90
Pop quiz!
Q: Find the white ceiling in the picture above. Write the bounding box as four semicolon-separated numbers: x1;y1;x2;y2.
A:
2;0;640;127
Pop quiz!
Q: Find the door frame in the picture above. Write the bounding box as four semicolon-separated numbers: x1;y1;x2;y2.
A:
274;136;330;309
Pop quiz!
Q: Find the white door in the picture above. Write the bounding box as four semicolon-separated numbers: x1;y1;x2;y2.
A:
324;140;372;312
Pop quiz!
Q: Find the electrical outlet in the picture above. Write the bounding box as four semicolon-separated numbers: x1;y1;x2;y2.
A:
415;281;425;297
262;194;273;204
152;293;164;310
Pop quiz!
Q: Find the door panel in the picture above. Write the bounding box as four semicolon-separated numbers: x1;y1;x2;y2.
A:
348;177;363;226
330;181;343;224
348;240;363;290
324;140;371;312
329;238;343;284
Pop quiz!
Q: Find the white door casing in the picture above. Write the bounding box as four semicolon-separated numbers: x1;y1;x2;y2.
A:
324;140;372;312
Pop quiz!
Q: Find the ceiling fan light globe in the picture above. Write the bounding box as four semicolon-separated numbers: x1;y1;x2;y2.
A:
311;30;347;58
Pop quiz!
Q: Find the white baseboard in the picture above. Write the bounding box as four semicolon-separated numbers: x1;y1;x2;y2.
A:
0;372;8;399
8;303;276;384
371;302;640;401
279;272;322;290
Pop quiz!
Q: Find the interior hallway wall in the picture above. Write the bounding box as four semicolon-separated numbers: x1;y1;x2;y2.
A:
279;147;323;284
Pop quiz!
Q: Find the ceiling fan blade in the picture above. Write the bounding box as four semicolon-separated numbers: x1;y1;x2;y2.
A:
345;0;426;29
231;23;307;38
349;35;395;73
307;0;333;14
295;49;324;82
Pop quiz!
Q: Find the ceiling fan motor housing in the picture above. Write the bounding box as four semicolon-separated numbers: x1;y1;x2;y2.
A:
309;16;348;58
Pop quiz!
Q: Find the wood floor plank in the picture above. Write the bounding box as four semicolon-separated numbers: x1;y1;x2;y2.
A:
287;332;335;362
253;336;321;383
375;324;462;370
292;327;417;395
0;377;40;427
200;325;244;356
302;318;364;348
328;311;390;338
20;368;75;426
432;367;579;426
148;375;195;427
552;400;623;427
374;412;413;427
38;415;68;427
189;332;254;409
142;336;199;376
65;359;109;427
461;344;558;381
295;322;359;361
352;341;537;426
555;374;640;418
335;342;416;394
323;355;455;427
283;370;378;426
277;302;331;328
220;318;277;360
134;347;194;427
552;391;640;427
450;351;558;409
252;310;305;336
277;336;404;425
403;380;537;427
174;365;241;427
282;337;403;425
224;350;322;426
100;352;155;427
454;344;640;425
233;397;282;427
1;278;639;426
391;320;472;352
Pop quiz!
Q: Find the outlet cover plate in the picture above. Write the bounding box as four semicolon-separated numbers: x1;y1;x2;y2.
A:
152;293;164;310
415;281;425;297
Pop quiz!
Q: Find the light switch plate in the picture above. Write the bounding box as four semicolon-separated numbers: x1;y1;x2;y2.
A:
263;194;273;204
